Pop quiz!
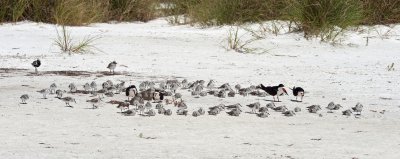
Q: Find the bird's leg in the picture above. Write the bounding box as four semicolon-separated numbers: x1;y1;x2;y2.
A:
295;96;298;101
35;67;38;74
300;96;303;102
272;96;276;102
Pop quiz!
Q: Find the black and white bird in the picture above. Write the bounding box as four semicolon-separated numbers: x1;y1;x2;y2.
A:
257;84;288;102
20;94;29;104
60;97;76;107
291;86;305;102
125;85;138;101
31;59;41;74
352;102;363;115
107;61;117;74
49;83;57;94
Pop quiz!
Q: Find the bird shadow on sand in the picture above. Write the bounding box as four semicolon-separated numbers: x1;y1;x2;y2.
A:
290;100;302;103
262;99;282;102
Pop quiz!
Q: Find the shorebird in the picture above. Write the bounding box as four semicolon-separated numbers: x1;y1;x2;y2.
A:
217;90;226;98
146;109;156;116
87;95;103;109
219;83;232;91
31;59;41;74
199;91;207;97
342;109;352;116
107;61;117;74
170;83;179;93
90;81;97;94
138;104;145;115
273;106;288;112
225;103;242;111
60;97;76;107
208;108;220;115
307;105;321;113
333;104;342;110
38;89;50;99
283;110;296;117
266;102;276;109
235;84;241;93
257;84;288;102
247;102;261;114
117;102;130;112
145;102;152;112
102;81;111;91
352;102;363;115
192;110;201;117
227;108;241;116
83;83;91;93
125;85;138;101
164;109;172;116
49;83;57;94
20;94;29;104
177;102;187;109
181;79;188;88
207;80;215;89
291;86;305;102
294;107;301;112
258;106;269;113
177;109;188;116
228;91;235;97
105;91;114;97
155;103;164;109
55;89;66;98
68;83;77;93
326;102;336;110
121;109;136;116
115;81;125;94
198;107;205;115
257;112;270;118
158;107;166;114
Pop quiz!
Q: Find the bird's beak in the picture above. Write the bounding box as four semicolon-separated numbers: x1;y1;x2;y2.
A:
283;88;288;95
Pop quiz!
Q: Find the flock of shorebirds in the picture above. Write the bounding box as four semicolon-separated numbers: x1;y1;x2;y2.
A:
19;59;364;118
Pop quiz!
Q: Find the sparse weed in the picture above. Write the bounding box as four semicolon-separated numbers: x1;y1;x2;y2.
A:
54;25;101;55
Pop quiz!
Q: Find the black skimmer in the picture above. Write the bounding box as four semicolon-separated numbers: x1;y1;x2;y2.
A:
125;85;138;101
291;86;305;102
31;59;41;74
257;84;288;102
107;61;117;74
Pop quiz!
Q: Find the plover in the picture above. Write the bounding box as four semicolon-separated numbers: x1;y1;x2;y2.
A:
146;109;156;116
228;91;235;97
83;83;91;93
68;83;77;93
273;106;288;112
107;61;117;74
31;59;41;74
20;94;29;104
60;97;76;107
257;84;288;102
49;83;57;94
257;112;270;118
235;84;241;93
87;96;103;109
121;109;136;116
90;81;97;94
192;110;201;117
208;108;220;115
177;109;188;116
342;109;352;116
352;102;363;115
207;80;215;89
225;103;242;110
307;105;321;113
55;89;66;98
158;107;166;114
283;110;296;117
326;102;336;110
291;86;305;102
38;89;50;99
294;107;301;112
333;104;342;110
227;108;241;116
181;79;188;88
247;102;261;114
164;109;172;116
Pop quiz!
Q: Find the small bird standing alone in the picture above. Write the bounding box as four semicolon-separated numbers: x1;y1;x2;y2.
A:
20;94;29;104
291;86;305;102
31;59;41;74
107;61;117;74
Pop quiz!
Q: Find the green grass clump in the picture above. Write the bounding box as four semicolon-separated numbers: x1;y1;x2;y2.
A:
286;0;363;41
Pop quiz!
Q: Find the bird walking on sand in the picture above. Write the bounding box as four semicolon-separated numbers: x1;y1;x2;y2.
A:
55;89;66;98
247;102;261;114
257;84;288;102
68;83;77;93
291;86;304;102
49;83;57;94
107;61;117;74
31;59;41;74
87;95;103;109
90;81;97;94
60;97;76;107
38;89;50;99
352;102;363;115
83;83;91;93
20;94;29;104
